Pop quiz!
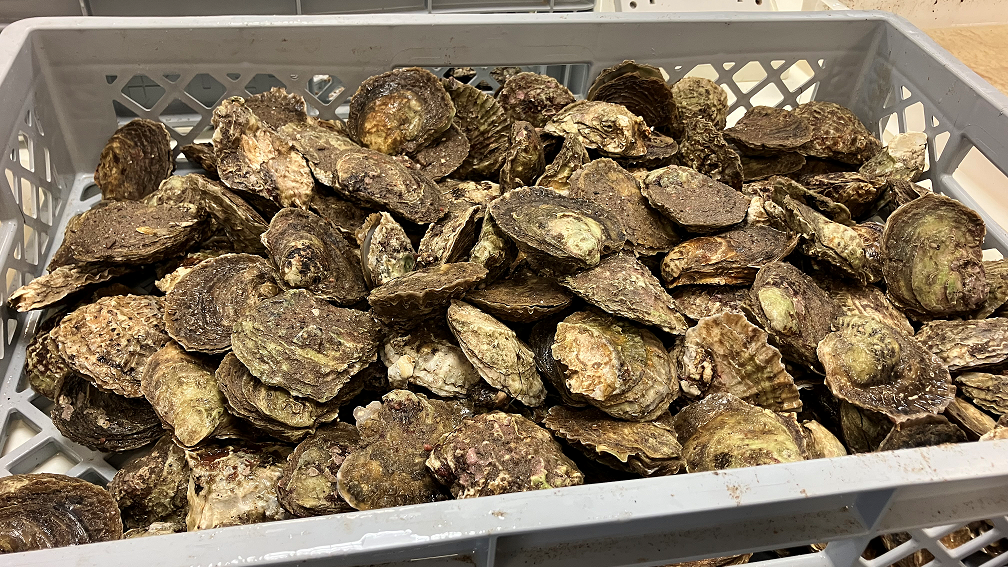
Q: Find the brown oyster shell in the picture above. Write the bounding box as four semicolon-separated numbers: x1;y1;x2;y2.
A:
852;221;885;283
876;414;966;452
232;289;382;403
442;77;512;179
311;187;373;239
955;372;1008;415
819;316;954;420
793;101;882;165
799;172;881;219
916;318;1008;373
181;142;218;177
8;264;130;313
469;213;518;282
859;132;927;183
535;134;591;195
661;225;798;288
839;401;893;453
496;72;576;128
95;118;174;201
724;106;813;155
123;522;186;539
819;278;913;336
26;314;72;399
140;342;227;447
381;323;482;397
368;262;487;326
944;396;997;440
427;411;584;498
675;117;744;189
500;121;546;191
681;313;801;413
411;123;469;180
108;434;190;530
747;175;854;225
277;423;361;517
670;285;756;323
244;87;309;130
741;153;806;181
52;373;162;452
543;406;682;476
356;211;416;288
802;420;848;459
416;203;484;268
671;77;729;131
975;259;1008;319
276;116;359;171
447;300;546;407
587;60;680;132
440;178;503;207
347;67;454;155
763;194;867;281
465;270;572;323
642;165;750;233
750;261;837;368
544;100;648;158
669;391;750;443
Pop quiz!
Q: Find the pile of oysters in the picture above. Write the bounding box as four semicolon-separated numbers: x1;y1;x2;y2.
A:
3;61;1007;559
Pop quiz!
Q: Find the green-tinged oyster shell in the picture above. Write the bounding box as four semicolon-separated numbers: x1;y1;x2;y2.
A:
750;262;836;368
469;214;518;281
818;278;913;336
670;285;756;323
876;414;966;452
500;121;545;191
277;423;360;517
839;401;892;453
671;77;729;130
661;225;797;288
764;194;867;281
108;435;190;530
975;259;1008;319
544;100;649;158
95;118;174;201
852;221;885;283
860;132;927;182
140;342;227;447
802;420;847;459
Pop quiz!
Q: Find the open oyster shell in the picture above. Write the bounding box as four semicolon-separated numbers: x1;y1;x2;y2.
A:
447;300;546;407
52;373;162;452
141;342;227;447
676;117;744;190
876;414;967;452
642;165;750;233
357;211;416;288
543;406;682;476
955;372;1008;415
466;270;573;323
915;318;1008;373
661;225;798;288
347;67;454;155
0;473;123;553
681;312;801;413
277;423;360;517
496;72;576;128
544;100;649;157
8;264;130;313
442;77;512;179
108;435;190;530
165;253;281;354
427;411;584;498
500;121;545;191
587;60;680;133
232;289;382;403
535;134;591;195
382;323;482;397
337;390;469;510
750;261;836;368
368;262;487;326
724;106;813;155
671;76;729;130
95;118;174;201
819;316;954;420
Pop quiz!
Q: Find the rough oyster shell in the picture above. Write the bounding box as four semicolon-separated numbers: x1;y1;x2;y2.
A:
587;60;680;132
763;194;867;281
975;259;1008;319
52;373;162;452
416;202;483;268
670;285;756;323
411;123;469;180
500;121;545;191
465;270;573;323
642;165;750;233
442;77;512;179
469;213;518;282
440;178;503;207
955;372;1008;415
357;211;416;288
496;72;576;128
180;142;218;177
944;396;997;440
8;264;130;313
799;172;881;219
677;117;745;190
140;342;227;447
740;152;806;181
108;435;190;530
310;187;372;239
669;391;749;443
123;522;186;539
95;118;174;201
671;77;729;130
535;134;590;195
244;87;309;130
661;225;798;288
544;100;649;157
382;323;482;397
25;314;72;399
839;400;892;453
277;423;360;517
859;132;927;182
793;101;882;164
750;261;837;368
819;278;913;336
724;106;813;155
852;221;885;283
916;318;1008;373
276;116;360;171
876;414;966;452
368;262;487;326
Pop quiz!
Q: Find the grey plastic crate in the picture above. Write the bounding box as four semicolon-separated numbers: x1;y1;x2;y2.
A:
0;11;1007;567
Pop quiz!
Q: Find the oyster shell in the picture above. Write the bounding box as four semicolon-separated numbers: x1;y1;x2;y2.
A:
165;253;280;353
311;187;372;239
792;101;882;164
642;165;750;233
276;116;359;169
25;314;72;399
382;323;482;397
975;259;1008;319
244;86;309;130
676;117;744;190
681;313;801;412
262;207;367;304
185;442;292;530
277;423;360;516
618;131;679;169
820;278;913;336
587;60;680;132
560;252;688;334
489;186;625;274
181;142;218;177
670;285;755;322
750;261;836;368
839;400;892;453
552;310;679;421
662;225;798;288
819;316;954;420
740;153;806;181
852;221;885;283
368;262;487;325
764;194;867;281
747;175;854;225
916;318;1008;373
411;124;469;180
52;294;170;398
544;100;648;158
232;289;382;402
669;391;749;443
496;72;576;128
8;264;129;313
543;406;682;476
108;435;190;530
799;172;881;219
140;342;227;447
955;372;1008;415
123;522;186;539
441;178;503;207
52;373;162;452
859;132;927;182
95;118;174;201
347;67;454;155
876;414;966;451
469;214;518;281
357;211;415;288
802;420;847;459
337;390;469;510
500;121;545;191
442;77;512;179
724;106;813;155
944;396;997;440
568;158;679;255
671;77;729;131
447;300;546;407
427;411;584;497
535;134;590;195
0;473;123;553
465;270;572;323
416;203;483;268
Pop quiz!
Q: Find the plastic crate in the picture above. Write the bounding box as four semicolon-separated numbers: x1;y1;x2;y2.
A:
1;12;1008;567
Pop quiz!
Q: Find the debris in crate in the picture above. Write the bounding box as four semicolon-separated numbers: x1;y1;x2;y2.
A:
5;60;1003;552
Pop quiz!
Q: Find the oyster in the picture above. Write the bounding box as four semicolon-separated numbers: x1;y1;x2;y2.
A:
180;142;217;177
675;118;744;189
587;60;680;132
681;313;801;412
819;316;954;420
670;285;755;322
95;118;174;201
955;372;1008;415
852;221;885;283
368;262;487;325
165;253;280;353
357;211;416;287
0;473;123;553
312;188;372;239
560;252;688;334
276;116;359;169
141;342;227;447
669;392;749;444
262;207;367;304
799;172;881;219
915;318;1008;373
543;406;682;476
619;131;679;169
535;134;590;195
500;121;545;191
671;77;729;130
750;262;836;368
642;165;750;233
839;401;892;453
232;289;382;402
25;314;73;399
185;442;292;530
724;106;813;154
740;153;806;181
496;72;576;128
8;264;129;313
748;175;853;225
155;250;231;294
416;203;483;268
975;259;1008;319
661;225;798;288
427;411;584;498
944;396;997;440
764;194;867;281
792;101;882;164
876;414;967;451
337;390;469;510
802;420;847;459
123;522;185;539
347;67;454;155
442;77;512;179
544;100;648;157
411;124;469;180
469;214;518;281
277;423;361;516
466;270;572;323
245;87;309;130
382;323;482;397
488;186;625;274
441;178;502;207
52;373;162;452
820;278;913;336
552;310;679;421
107;435;190;530
859;132;927;182
568;158;679;255
447;300;546;407
52;294;170;398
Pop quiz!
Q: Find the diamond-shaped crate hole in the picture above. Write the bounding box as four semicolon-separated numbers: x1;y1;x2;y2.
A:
1;411;41;457
245;73;287;96
16;131;31;172
732;61;768;95
121;74;166;111
781;60;815;93
8;440;80;475
185;73;227;109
